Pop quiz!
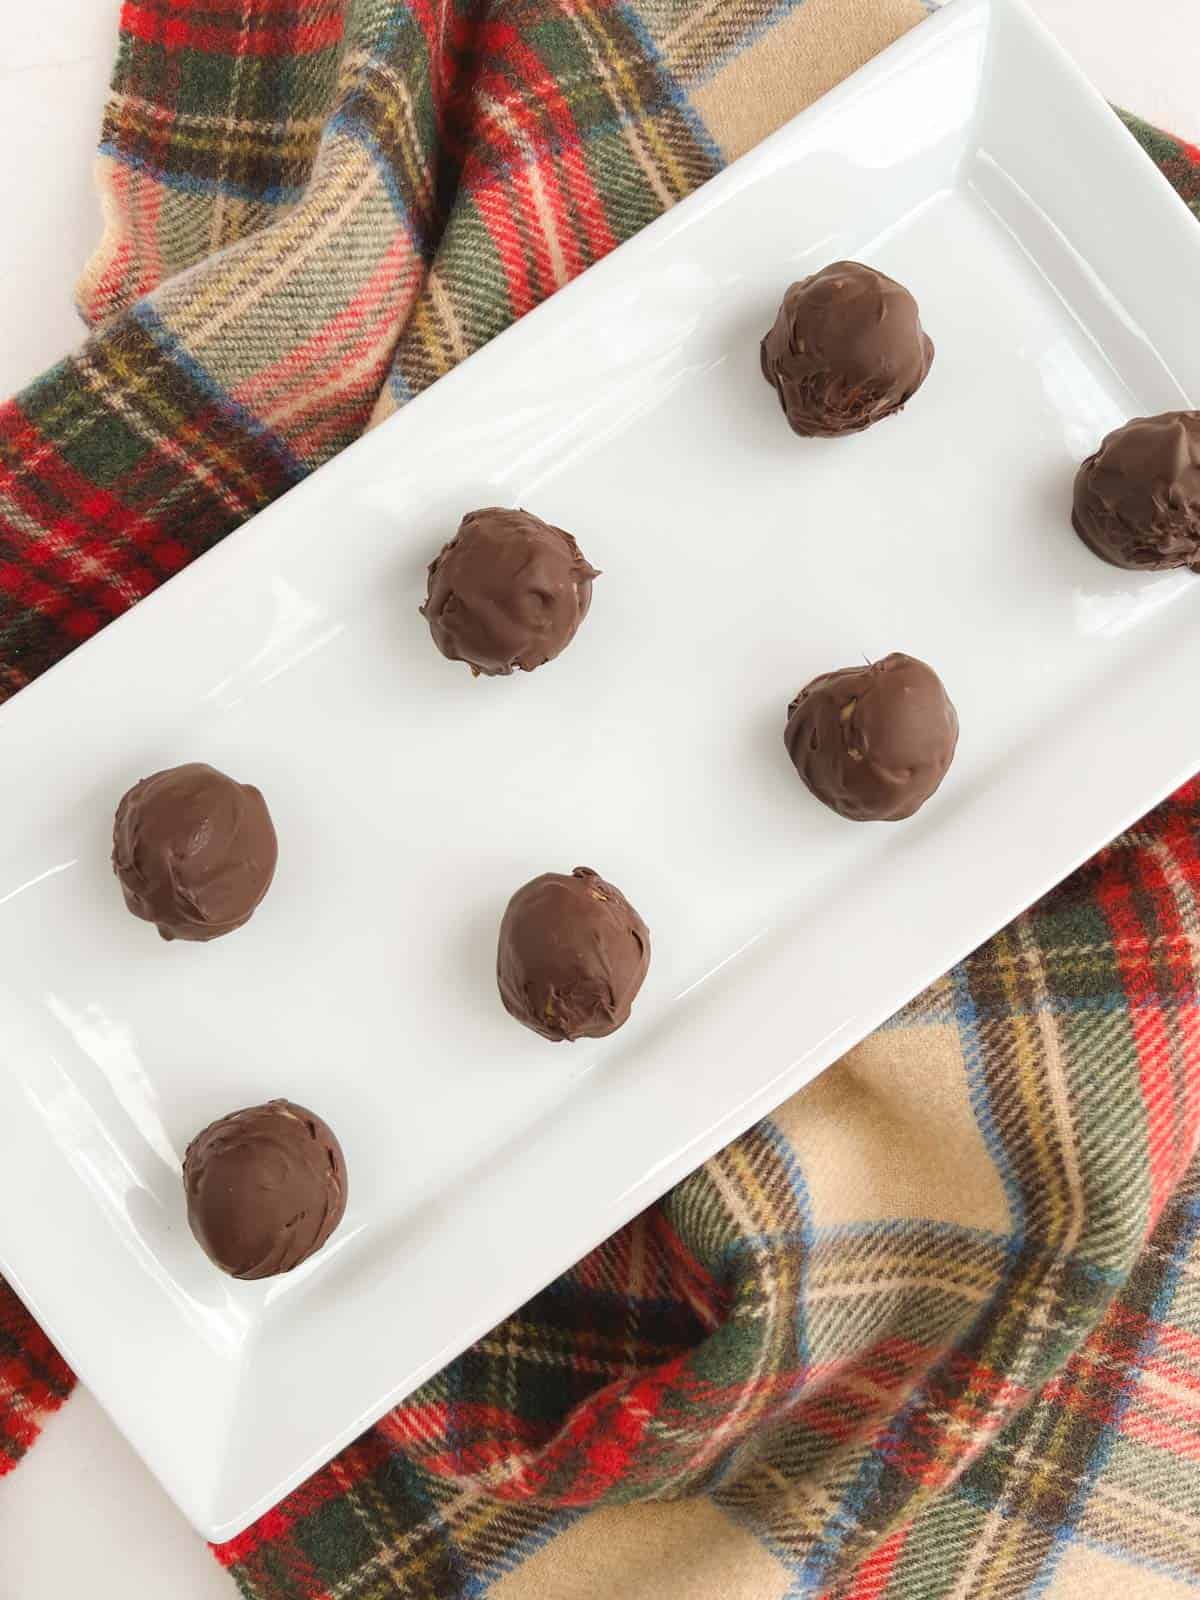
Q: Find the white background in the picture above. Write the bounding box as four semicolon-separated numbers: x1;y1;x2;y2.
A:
0;2;1195;1594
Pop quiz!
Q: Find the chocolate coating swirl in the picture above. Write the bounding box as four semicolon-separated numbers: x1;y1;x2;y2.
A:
112;763;277;942
498;867;650;1041
785;653;958;822
421;507;599;676
1072;411;1200;572
183;1099;347;1279
760;261;934;437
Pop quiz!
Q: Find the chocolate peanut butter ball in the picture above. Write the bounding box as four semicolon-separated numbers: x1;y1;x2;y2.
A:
421;507;599;676
1072;411;1200;572
183;1099;347;1279
760;261;934;437
784;653;958;822
498;867;650;1041
112;763;277;941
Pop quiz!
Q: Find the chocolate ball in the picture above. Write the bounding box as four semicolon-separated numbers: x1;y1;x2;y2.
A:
183;1099;347;1279
421;507;599;676
760;261;934;437
1072;411;1200;572
498;867;650;1041
784;653;958;822
112;763;277;942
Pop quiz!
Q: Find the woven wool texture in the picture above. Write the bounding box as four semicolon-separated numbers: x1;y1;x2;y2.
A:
3;2;1200;1597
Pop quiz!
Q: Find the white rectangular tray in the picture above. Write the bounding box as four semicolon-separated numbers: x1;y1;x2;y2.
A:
2;0;1199;1540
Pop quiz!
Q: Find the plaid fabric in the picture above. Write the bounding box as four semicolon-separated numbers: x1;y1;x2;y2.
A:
0;1284;73;1476
4;3;1200;1598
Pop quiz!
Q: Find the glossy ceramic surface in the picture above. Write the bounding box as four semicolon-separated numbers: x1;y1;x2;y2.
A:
2;0;1198;1540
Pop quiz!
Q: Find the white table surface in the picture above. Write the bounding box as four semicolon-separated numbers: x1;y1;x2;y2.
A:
0;2;1195;1594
